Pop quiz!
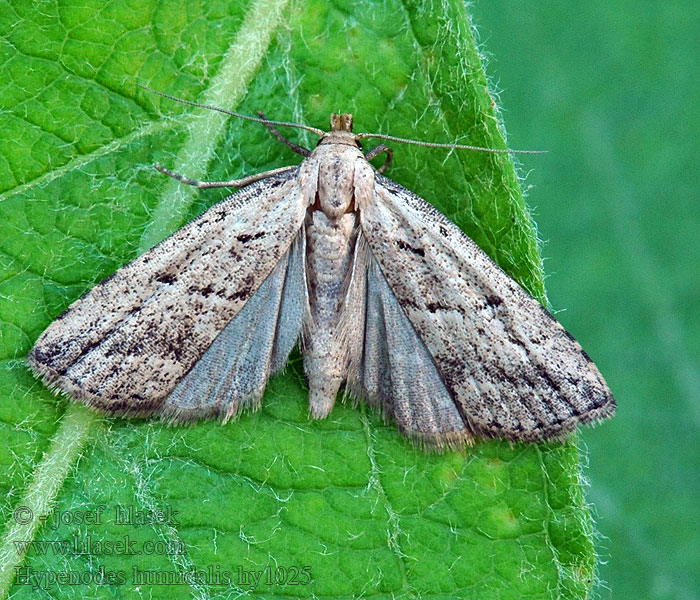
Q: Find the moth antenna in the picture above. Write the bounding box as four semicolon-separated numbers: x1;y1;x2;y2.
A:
136;84;325;137
355;132;546;155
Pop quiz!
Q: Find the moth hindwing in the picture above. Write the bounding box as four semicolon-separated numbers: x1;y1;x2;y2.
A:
28;110;614;449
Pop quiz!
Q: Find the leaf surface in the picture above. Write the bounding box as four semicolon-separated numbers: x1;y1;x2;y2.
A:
0;1;595;597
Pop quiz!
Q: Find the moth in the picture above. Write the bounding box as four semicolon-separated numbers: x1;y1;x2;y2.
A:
28;95;614;448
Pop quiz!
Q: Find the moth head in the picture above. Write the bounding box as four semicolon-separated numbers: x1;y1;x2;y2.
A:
319;113;360;148
329;113;353;132
317;113;360;148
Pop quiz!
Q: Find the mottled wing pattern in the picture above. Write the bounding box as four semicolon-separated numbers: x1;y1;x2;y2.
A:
345;239;472;447
358;173;615;442
28;169;310;417
159;230;307;422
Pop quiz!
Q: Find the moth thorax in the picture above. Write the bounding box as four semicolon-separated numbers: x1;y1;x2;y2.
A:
330;113;353;132
318;153;356;219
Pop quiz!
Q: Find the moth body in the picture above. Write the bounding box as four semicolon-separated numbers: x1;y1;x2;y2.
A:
300;136;366;418
303;209;358;417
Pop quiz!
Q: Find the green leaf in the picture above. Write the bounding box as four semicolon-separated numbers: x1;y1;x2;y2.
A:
0;0;596;598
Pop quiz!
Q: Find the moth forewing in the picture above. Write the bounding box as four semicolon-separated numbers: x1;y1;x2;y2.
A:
27;107;614;449
27;170;310;417
157;230;308;422
358;175;614;443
